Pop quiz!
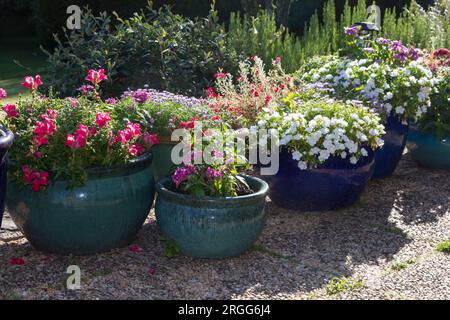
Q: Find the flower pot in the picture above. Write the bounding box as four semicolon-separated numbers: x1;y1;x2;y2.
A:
407;127;450;169
373;113;409;179
0;126;14;229
151;142;177;181
6;153;155;255
256;148;375;211
155;175;268;259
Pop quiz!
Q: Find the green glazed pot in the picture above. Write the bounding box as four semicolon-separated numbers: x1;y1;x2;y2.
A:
151;143;177;181
155;175;269;259
6;153;155;255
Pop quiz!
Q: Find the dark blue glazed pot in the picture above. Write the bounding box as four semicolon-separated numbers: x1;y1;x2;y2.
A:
373;113;409;179
407;127;450;169
0;126;14;229
256;148;375;211
155;175;268;259
6;153;155;255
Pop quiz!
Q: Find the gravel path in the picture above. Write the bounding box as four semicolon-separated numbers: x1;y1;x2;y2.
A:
1;152;449;300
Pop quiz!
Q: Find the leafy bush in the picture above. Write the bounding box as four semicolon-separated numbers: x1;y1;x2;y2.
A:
43;4;237;98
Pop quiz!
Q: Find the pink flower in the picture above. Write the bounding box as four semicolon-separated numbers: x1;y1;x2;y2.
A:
10;257;25;265
95;112;111;128
65;124;89;149
22;166;49;192
172;165;196;188
265;95;272;103
33;115;56;147
214;72;228;79
89;126;97;137
117;122;141;144
21;75;42;91
128;143;145;156
206;87;218;98
78;85;94;95
206;167;222;179
66;97;78;108
129;244;142;253
3;104;19;118
85;68;107;86
0;88;7;99
142;132;158;146
178;118;196;129
46;109;57;120
274;56;281;64
34;151;42;159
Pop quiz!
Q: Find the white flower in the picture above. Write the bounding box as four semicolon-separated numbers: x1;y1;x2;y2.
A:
395;106;405;114
340;151;347;159
384;92;393;100
369;128;379;136
297;161;307;170
350;156;358;164
257;120;265;127
292;151;302;161
361;148;368;157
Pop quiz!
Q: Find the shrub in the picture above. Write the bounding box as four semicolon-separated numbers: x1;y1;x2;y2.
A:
43;4;237;98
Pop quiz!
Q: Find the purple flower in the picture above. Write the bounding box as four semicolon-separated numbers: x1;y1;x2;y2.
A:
344;25;360;36
409;48;419;61
364;47;375;53
78;85;94;94
0;88;7;100
206;167;222;179
121;88;206;107
376;37;392;45
172;165;196;188
105;98;118;105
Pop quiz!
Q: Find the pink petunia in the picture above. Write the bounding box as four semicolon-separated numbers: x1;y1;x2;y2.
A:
3;104;19;118
21;75;42;91
142;132;159;146
95;112;111;128
85;69;107;86
0;88;7;99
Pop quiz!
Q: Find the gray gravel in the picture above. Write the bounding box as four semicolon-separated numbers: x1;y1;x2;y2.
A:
1;152;449;300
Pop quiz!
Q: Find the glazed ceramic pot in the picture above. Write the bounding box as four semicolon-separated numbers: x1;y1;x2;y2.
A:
373;113;409;179
0;126;14;229
407;127;450;169
256;148;375;211
6;153;155;255
155;175;268;259
151;140;178;181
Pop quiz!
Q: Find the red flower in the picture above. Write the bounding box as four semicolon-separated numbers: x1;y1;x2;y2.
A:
46;109;57;120
206;87;218;98
143;132;159;146
95;112;111;128
21;75;42;91
129;244;142;253
265;95;272;103
3;104;18;118
274;56;281;64
178;117;196;129
85;68;107;86
214;72;228;79
128;143;145;156
116;122;141;144
33;115;56;147
22;166;49;192
10;257;25;265
65;124;88;149
250;88;259;97
211;115;221;121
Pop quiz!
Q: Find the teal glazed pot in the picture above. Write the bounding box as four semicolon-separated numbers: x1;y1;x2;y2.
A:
0;126;14;229
155;175;269;259
6;153;155;255
151;143;177;181
407;127;450;169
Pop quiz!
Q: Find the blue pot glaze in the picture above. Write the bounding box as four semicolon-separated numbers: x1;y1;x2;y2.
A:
256;148;375;211
373;113;409;179
407;127;450;169
155;175;268;259
0;126;14;229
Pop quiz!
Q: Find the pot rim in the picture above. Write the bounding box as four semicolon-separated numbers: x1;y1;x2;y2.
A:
0;125;14;149
409;125;450;140
156;174;269;207
8;151;152;180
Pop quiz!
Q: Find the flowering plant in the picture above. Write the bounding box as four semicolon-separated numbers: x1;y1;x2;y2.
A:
118;88;213;138
256;92;385;170
416;48;450;137
0;77;158;191
208;56;295;128
299;52;436;120
171;163;253;197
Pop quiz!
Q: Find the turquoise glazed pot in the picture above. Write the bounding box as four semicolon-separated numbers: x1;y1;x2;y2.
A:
151;143;177;181
6;153;155;255
155;175;269;259
407;127;450;169
0;126;14;229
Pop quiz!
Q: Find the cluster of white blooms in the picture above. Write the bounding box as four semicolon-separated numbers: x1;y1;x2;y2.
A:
300;55;438;120
257;98;385;170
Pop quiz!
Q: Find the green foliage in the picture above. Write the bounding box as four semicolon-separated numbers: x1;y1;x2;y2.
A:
325;276;364;295
435;240;450;253
161;236;181;258
43;4;237;98
227;0;449;73
391;259;415;271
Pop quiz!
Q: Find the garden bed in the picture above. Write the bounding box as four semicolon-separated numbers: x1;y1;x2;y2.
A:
1;152;449;300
